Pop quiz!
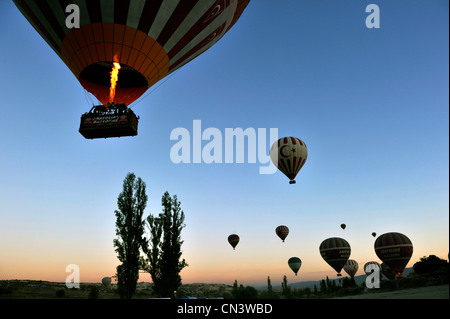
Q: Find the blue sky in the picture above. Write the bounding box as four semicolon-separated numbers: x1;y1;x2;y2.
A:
0;0;448;286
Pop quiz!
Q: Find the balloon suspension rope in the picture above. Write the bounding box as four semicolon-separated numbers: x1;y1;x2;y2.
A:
128;69;180;110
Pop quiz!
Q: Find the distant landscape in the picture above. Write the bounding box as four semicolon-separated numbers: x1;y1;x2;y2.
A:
281;267;414;290
1;265;448;299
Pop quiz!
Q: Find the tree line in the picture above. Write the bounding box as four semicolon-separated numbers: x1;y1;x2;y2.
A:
233;255;449;299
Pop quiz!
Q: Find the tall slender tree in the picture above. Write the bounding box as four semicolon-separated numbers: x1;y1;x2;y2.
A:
267;276;273;296
113;173;147;299
141;191;188;298
281;275;291;298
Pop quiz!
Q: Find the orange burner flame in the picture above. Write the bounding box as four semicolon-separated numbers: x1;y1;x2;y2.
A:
109;62;121;103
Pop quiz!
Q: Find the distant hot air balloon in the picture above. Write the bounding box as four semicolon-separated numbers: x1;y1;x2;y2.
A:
270;137;308;184
275;225;289;242
372;232;377;237
374;232;413;276
343;259;359;278
101;277;112;290
13;0;250;138
288;257;302;276
381;262;396;280
319;237;351;276
228;234;240;250
340;224;346;230
363;261;381;275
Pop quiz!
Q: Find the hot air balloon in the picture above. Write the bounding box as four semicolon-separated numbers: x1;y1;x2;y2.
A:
270;137;308;184
363;261;381;275
288;257;302;276
340;224;346;230
228;234;240;250
372;232;376;237
343;259;358;278
374;232;413;276
275;225;289;242
13;0;250;138
101;277;112;290
319;237;351;276
381;262;396;280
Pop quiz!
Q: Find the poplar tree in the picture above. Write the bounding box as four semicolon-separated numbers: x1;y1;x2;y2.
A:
141;191;188;298
281;275;291;298
113;173;147;299
267;276;273;295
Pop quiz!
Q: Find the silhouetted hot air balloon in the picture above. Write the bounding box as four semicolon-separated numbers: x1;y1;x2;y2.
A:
374;232;413;276
363;261;381;275
319;237;351;276
372;232;377;237
228;234;240;250
270;137;308;184
343;259;359;278
340;224;346;230
13;0;250;138
275;225;289;242
288;257;302;276
381;262;396;280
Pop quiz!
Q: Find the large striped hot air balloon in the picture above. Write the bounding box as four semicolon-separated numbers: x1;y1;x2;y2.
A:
288;257;302;276
319;237;351;276
228;234;239;250
270;137;308;184
13;0;250;138
374;232;413;276
275;225;289;242
343;259;358;278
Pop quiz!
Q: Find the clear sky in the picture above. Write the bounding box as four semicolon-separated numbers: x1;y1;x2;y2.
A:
0;0;448;287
